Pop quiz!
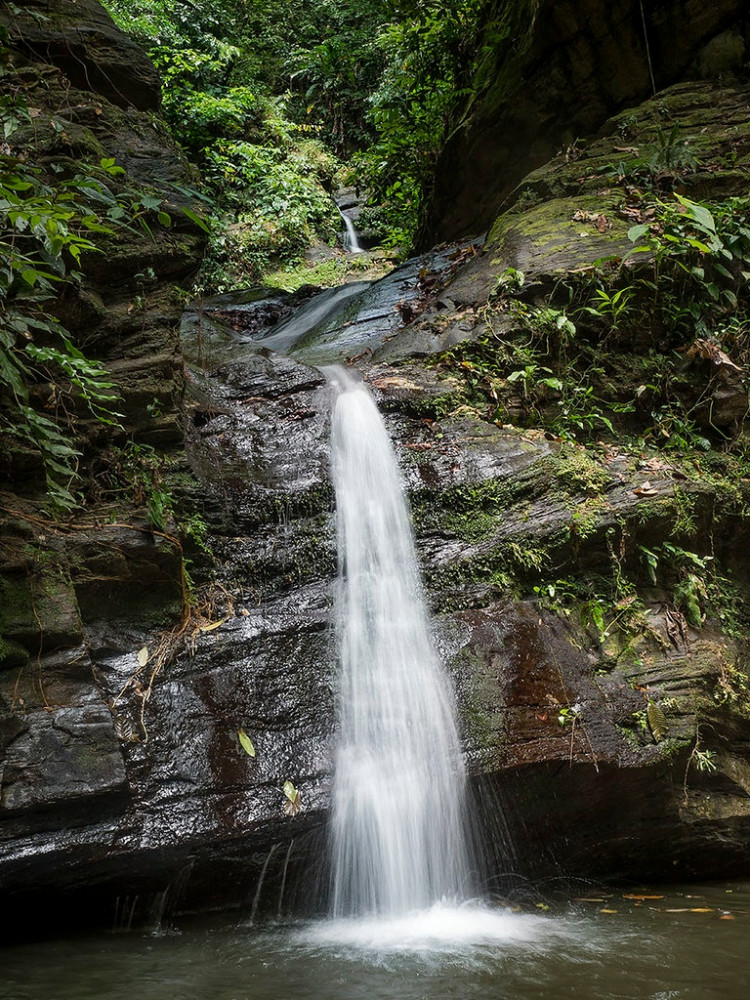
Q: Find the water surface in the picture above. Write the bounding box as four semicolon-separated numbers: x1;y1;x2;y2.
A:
2;883;748;1000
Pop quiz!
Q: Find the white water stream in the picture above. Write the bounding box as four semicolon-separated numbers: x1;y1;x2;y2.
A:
340;209;364;254
327;366;470;919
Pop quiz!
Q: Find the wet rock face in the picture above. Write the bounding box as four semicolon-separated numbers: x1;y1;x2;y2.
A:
3;7;750;938
419;0;748;247
4;243;750;931
6;0;161;110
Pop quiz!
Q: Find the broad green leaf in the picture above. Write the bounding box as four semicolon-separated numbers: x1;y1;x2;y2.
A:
283;780;297;802
627;223;650;243
675;194;716;233
238;728;256;757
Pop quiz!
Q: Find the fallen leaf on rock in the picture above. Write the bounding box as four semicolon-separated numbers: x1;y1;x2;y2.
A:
238;728;256;757
196;619;225;633
136;646;149;667
686;338;741;376
633;481;659;496
623;893;665;900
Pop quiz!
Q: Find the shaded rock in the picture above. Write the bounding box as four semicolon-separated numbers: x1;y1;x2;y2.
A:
419;0;748;247
3;0;161;110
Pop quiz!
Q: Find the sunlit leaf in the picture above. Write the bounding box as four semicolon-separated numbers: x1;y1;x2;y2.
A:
283;780;301;816
238;728;256;757
136;646;149;667
196;619;225;633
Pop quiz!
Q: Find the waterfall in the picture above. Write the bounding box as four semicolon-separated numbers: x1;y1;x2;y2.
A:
339;209;364;254
327;366;470;918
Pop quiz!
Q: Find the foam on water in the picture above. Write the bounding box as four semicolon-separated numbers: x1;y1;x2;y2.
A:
302;902;550;954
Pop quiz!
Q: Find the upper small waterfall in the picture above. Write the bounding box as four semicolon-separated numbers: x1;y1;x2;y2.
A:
339;209;364;254
327;366;470;918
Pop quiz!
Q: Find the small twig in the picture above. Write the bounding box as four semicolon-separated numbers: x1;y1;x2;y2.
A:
639;0;657;97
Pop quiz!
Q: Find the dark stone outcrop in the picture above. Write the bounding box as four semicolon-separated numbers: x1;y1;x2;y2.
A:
418;0;748;247
3;0;161;110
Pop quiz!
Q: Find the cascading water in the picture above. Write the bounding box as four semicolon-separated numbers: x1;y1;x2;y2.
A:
327;366;470;919
339;209;364;254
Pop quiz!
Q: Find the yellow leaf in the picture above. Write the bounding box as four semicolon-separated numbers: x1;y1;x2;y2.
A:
196;619;226;633
136;646;149;667
238;728;256;758
600;908;618;914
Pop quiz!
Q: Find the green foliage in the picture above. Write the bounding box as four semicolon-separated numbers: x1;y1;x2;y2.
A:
620;194;750;346
286;8;387;154
0;102;135;506
354;0;486;251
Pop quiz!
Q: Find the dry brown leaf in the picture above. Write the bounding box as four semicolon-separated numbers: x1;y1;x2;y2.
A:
686;338;741;372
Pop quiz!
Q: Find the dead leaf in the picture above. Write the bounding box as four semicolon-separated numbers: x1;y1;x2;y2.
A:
196;619;226;633
136;646;149;667
633;481;659;497
686;338;741;377
665;608;689;649
719;914;735;920
283;780;302;816
647;702;669;743
623;893;665;900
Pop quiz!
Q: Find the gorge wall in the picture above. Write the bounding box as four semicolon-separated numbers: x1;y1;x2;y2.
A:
419;0;749;247
2;0;750;937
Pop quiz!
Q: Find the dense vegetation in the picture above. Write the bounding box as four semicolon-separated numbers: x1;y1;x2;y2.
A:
101;0;489;278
